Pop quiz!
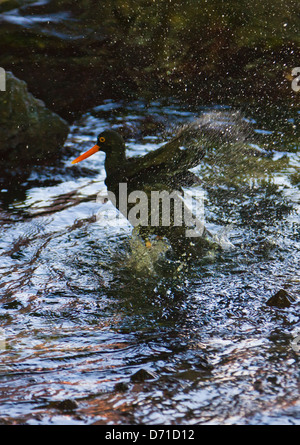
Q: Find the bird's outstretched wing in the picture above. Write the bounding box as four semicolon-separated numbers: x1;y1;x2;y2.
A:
126;122;207;177
123;110;256;181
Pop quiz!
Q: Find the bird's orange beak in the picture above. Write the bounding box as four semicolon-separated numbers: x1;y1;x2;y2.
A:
71;144;100;164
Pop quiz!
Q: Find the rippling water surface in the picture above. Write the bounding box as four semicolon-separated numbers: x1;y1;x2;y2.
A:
0;100;299;424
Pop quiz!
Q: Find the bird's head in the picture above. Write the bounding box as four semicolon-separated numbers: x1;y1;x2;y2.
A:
71;130;125;164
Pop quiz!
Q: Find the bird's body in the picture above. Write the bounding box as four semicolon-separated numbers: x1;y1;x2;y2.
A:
72;124;216;255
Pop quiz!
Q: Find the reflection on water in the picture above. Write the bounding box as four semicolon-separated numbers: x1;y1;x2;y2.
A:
0;100;299;425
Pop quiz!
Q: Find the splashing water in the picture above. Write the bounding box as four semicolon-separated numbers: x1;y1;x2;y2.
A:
0;100;299;425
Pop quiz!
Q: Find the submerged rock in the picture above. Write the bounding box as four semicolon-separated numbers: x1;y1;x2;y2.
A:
0;72;69;170
130;369;157;383
50;399;78;412
266;289;296;309
114;382;129;392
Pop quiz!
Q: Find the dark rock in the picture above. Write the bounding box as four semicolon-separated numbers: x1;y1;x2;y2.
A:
130;369;157;383
0;72;69;170
266;289;296;309
51;399;78;412
194;357;214;372
114;382;129;392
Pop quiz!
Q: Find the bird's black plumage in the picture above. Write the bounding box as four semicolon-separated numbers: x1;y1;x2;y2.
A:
72;123;217;254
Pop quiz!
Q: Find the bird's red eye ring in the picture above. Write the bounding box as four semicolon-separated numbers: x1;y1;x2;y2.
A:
99;137;106;143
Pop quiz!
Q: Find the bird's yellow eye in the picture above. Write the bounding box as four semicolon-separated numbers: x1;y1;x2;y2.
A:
99;137;106;143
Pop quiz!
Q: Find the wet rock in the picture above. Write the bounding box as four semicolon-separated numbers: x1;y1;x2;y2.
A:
114;382;129;392
266;289;296;309
51;399;78;412
0;72;69;170
130;369;157;383
194;357;214;372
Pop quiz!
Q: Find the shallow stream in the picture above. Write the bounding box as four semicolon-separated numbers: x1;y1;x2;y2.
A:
0;100;299;424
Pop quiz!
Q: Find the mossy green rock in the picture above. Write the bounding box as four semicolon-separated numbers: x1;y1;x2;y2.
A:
0;72;69;169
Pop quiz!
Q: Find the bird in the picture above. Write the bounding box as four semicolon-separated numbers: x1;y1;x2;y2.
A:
71;124;217;255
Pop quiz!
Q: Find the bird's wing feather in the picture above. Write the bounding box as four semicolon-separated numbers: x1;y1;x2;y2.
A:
123;126;207;181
